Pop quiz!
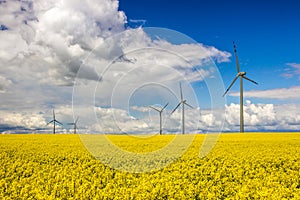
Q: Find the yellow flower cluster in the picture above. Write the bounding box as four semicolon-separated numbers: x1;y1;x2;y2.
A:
0;133;299;199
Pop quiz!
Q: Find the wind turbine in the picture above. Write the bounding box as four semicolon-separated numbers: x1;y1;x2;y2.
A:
68;117;79;134
171;82;194;134
223;42;258;133
47;109;63;134
149;103;169;135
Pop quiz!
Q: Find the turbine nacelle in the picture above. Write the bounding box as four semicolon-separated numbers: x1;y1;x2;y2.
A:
239;72;246;76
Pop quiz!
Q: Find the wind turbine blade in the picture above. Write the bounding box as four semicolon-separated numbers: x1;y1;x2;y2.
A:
223;75;239;97
53;109;55;119
75;117;79;124
171;103;181;114
184;102;194;109
67;123;74;125
243;76;258;85
162;102;169;111
233;41;240;73
47;120;54;125
55;120;63;125
179;82;183;101
149;106;160;112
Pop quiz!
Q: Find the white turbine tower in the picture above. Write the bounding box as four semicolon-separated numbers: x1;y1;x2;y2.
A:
149;103;169;135
68;117;79;134
171;82;194;134
47;109;63;134
223;42;258;133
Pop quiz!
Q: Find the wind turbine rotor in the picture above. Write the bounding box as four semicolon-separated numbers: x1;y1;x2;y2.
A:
171;82;194;134
67;116;79;134
47;109;63;134
149;102;169;135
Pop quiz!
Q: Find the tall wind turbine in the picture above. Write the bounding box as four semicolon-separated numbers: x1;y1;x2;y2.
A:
223;42;258;133
68;117;79;134
171;82;194;134
47;109;63;134
149;103;169;135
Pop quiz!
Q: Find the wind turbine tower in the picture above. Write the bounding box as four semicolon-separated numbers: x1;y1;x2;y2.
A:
47;109;63;134
171;82;194;134
223;42;258;132
68;117;79;134
149;103;168;135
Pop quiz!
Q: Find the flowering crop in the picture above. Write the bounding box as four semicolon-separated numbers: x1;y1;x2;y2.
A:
0;133;299;199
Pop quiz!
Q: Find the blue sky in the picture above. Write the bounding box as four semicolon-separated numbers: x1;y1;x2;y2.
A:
119;0;300;133
119;0;300;105
0;0;300;133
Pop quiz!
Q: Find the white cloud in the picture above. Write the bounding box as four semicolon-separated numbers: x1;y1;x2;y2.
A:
0;0;126;89
229;86;300;100
199;113;215;127
131;106;151;113
1;101;300;133
225;100;276;128
223;101;300;131
91;102;300;133
128;19;146;27
0;111;46;129
0;75;12;93
0;0;230;115
281;63;300;80
273;104;300;130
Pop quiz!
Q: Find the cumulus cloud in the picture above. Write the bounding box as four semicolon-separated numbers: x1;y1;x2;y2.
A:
225;100;276;128
0;0;126;89
0;111;46;130
0;0;230;89
93;107;152;133
93;101;300;133
223;101;300;131
1;100;300;133
0;0;230;107
229;86;300;100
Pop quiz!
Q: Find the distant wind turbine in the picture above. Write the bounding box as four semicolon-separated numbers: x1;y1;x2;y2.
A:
171;82;194;134
68;117;79;134
223;42;258;133
149;103;169;135
47;109;63;134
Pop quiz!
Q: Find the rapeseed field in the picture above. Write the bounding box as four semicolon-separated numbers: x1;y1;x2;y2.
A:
0;133;299;199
